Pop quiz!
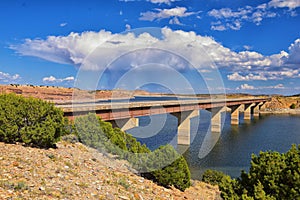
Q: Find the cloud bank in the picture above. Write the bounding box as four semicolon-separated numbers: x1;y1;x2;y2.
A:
11;28;300;82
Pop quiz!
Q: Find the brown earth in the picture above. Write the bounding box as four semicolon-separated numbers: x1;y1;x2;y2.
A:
0;84;154;102
0;141;221;200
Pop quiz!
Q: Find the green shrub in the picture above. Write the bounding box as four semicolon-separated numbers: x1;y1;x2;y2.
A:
202;169;227;186
214;144;300;200
0;93;65;148
290;103;296;109
150;145;191;191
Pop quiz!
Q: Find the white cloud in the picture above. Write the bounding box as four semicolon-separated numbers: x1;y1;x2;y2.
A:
139;7;195;21
285;39;300;64
228;72;267;81
119;0;179;4
0;71;21;83
42;76;74;83
274;83;285;89
169;17;183;25
268;0;300;9
240;84;255;90
149;0;179;5
208;7;252;19
60;23;67;27
211;24;226;31
243;45;252;50
125;24;131;31
10;28;300;82
237;83;285;90
208;4;278;31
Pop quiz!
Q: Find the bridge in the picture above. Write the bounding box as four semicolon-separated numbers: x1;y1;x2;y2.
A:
58;97;270;146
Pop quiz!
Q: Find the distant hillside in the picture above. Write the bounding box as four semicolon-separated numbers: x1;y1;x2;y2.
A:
0;84;153;102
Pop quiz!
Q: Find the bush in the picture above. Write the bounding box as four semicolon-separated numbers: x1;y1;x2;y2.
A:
74;113;191;191
202;169;227;186
290;103;296;109
0;93;65;148
214;144;300;200
150;145;191;191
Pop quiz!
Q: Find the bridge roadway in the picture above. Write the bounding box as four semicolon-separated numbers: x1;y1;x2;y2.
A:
59;97;270;145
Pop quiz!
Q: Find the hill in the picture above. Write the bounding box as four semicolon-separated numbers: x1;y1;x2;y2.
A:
0;141;221;199
0;84;153;102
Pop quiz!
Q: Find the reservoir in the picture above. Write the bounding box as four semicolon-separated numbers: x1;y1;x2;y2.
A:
128;112;300;180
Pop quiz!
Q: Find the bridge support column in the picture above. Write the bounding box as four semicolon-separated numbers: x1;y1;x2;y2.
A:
111;118;139;132
244;103;256;120
208;107;227;133
230;105;243;125
172;110;199;145
253;102;264;117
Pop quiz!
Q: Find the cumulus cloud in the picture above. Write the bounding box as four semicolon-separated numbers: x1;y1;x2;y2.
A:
285;39;300;64
268;0;300;9
10;28;300;82
139;7;195;21
0;71;21;83
42;76;74;83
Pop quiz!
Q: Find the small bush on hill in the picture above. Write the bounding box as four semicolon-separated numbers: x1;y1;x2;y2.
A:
290;103;296;109
0;93;65;148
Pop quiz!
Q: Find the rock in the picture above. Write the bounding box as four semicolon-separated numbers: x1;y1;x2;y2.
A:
119;195;130;200
39;186;45;191
106;193;115;200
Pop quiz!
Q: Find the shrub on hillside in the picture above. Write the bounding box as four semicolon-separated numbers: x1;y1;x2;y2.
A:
202;169;227;186
0;93;65;148
290;103;296;109
150;145;191;191
212;144;300;199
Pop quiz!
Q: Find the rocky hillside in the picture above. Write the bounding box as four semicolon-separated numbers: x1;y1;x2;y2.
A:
0;141;221;200
262;96;300;110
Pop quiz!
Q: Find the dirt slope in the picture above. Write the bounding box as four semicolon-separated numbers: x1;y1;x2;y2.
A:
0;141;221;200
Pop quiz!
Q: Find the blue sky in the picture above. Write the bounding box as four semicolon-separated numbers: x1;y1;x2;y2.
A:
1;0;300;95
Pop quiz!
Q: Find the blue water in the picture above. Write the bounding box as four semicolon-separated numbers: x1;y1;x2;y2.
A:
127;112;300;180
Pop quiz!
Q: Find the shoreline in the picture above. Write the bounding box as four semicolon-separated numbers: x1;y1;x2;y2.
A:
260;109;300;115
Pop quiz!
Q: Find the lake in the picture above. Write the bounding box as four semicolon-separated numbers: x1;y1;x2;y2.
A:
128;111;300;180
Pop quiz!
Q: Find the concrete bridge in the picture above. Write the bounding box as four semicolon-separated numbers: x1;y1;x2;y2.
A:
59;97;270;145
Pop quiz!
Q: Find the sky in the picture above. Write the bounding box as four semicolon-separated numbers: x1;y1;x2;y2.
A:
0;0;300;95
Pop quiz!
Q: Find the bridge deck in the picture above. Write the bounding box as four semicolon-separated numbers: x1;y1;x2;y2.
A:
59;97;270;121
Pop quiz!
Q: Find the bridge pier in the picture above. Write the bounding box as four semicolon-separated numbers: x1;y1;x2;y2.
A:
253;102;264;117
230;104;243;125
244;103;256;120
172;110;199;145
207;107;227;133
110;117;139;132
